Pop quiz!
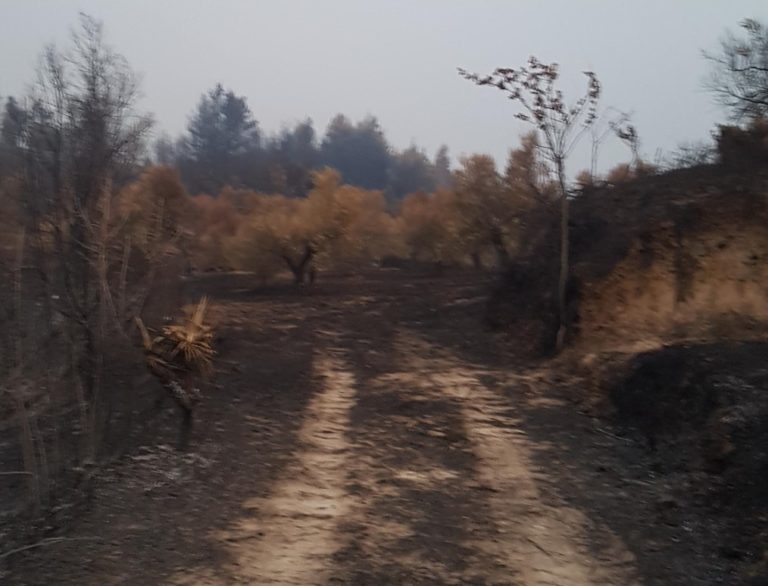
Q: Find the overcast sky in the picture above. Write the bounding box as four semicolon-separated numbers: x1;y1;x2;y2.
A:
1;1;767;174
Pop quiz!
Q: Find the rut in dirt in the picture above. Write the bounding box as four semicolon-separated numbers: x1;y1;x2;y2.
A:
394;331;638;585
168;348;358;585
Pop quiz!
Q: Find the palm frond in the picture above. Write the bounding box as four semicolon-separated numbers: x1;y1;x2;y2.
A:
137;296;216;379
160;297;216;376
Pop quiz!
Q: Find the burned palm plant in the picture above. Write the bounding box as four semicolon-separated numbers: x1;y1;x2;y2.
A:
135;297;215;450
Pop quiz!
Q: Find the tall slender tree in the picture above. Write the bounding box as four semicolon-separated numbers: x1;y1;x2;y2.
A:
321;114;391;189
460;57;600;350
434;145;452;188
387;145;436;202
179;84;260;193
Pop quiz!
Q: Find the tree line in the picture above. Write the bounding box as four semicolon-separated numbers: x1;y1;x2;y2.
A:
149;84;452;201
112;136;553;285
3;88;450;205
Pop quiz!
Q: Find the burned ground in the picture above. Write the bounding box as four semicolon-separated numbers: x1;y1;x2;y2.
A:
1;268;763;584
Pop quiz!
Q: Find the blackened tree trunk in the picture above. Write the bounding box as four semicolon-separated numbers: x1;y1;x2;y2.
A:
490;229;510;268
283;243;315;285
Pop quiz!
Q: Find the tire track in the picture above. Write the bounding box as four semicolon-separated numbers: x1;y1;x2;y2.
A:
166;348;357;585
398;330;640;586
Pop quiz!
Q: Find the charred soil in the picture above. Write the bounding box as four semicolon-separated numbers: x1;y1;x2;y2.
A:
1;269;762;585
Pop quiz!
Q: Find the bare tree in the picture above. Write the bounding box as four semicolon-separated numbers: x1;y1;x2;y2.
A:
611;114;641;171
704;18;768;122
585;108;629;183
459;57;600;350
664;140;716;170
2;13;153;498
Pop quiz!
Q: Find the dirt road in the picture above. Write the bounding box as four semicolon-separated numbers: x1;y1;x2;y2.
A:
4;270;734;585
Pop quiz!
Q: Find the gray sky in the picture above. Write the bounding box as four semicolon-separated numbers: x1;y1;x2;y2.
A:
1;0;767;175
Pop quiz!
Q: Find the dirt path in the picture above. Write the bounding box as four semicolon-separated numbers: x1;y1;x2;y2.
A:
165;329;638;585
4;270;735;585
169;350;357;585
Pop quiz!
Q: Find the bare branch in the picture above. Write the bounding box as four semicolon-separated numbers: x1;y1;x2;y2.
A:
703;18;768;121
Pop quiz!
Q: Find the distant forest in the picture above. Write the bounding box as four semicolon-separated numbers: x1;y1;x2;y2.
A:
144;84;452;200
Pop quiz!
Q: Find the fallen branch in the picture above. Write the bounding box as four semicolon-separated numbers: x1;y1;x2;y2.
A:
0;537;99;560
525;536;557;558
593;426;633;443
